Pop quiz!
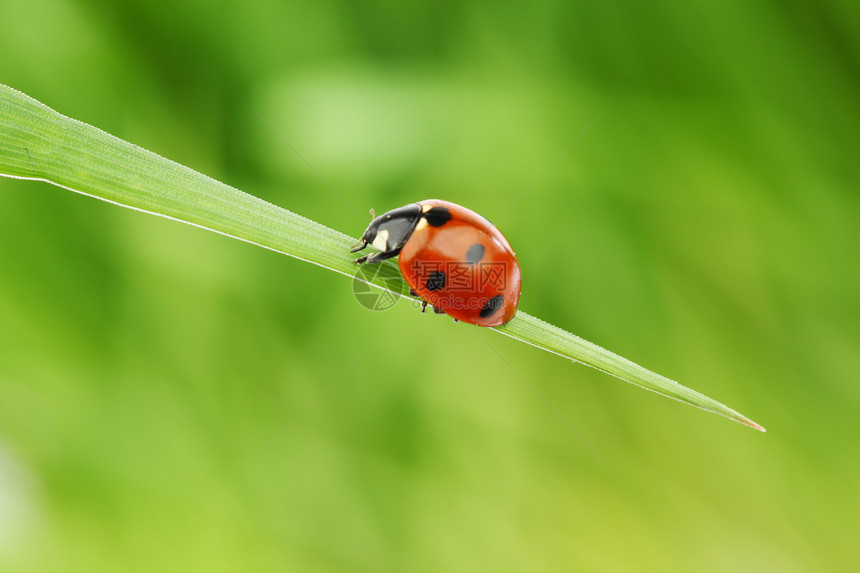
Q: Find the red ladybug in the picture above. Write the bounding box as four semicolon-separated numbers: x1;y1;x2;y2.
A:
351;199;521;326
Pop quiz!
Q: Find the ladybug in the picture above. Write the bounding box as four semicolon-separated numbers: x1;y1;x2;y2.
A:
351;199;522;326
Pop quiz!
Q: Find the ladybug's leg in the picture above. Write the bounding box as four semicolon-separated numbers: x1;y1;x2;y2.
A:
432;306;446;315
421;300;428;313
349;239;368;253
353;248;401;265
409;287;418;297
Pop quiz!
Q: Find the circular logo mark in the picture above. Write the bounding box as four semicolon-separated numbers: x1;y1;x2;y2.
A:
352;263;407;312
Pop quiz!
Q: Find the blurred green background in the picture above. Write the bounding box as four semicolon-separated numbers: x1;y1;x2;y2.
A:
1;0;859;571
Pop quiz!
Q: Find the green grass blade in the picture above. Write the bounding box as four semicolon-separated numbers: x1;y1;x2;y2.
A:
496;314;765;431
0;83;764;432
0;84;407;288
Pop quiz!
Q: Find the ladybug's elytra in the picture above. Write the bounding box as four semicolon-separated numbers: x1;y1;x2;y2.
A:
351;199;521;327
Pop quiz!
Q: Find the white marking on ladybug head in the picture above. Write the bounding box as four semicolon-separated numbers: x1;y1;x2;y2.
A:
373;230;390;251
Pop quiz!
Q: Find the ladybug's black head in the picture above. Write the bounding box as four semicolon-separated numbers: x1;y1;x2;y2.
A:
350;203;422;260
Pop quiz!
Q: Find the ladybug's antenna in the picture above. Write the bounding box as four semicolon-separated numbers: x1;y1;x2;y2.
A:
369;208;375;219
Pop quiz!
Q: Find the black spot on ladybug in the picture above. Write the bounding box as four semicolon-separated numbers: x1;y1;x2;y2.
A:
465;244;485;265
424;207;452;227
426;271;446;291
479;295;504;318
